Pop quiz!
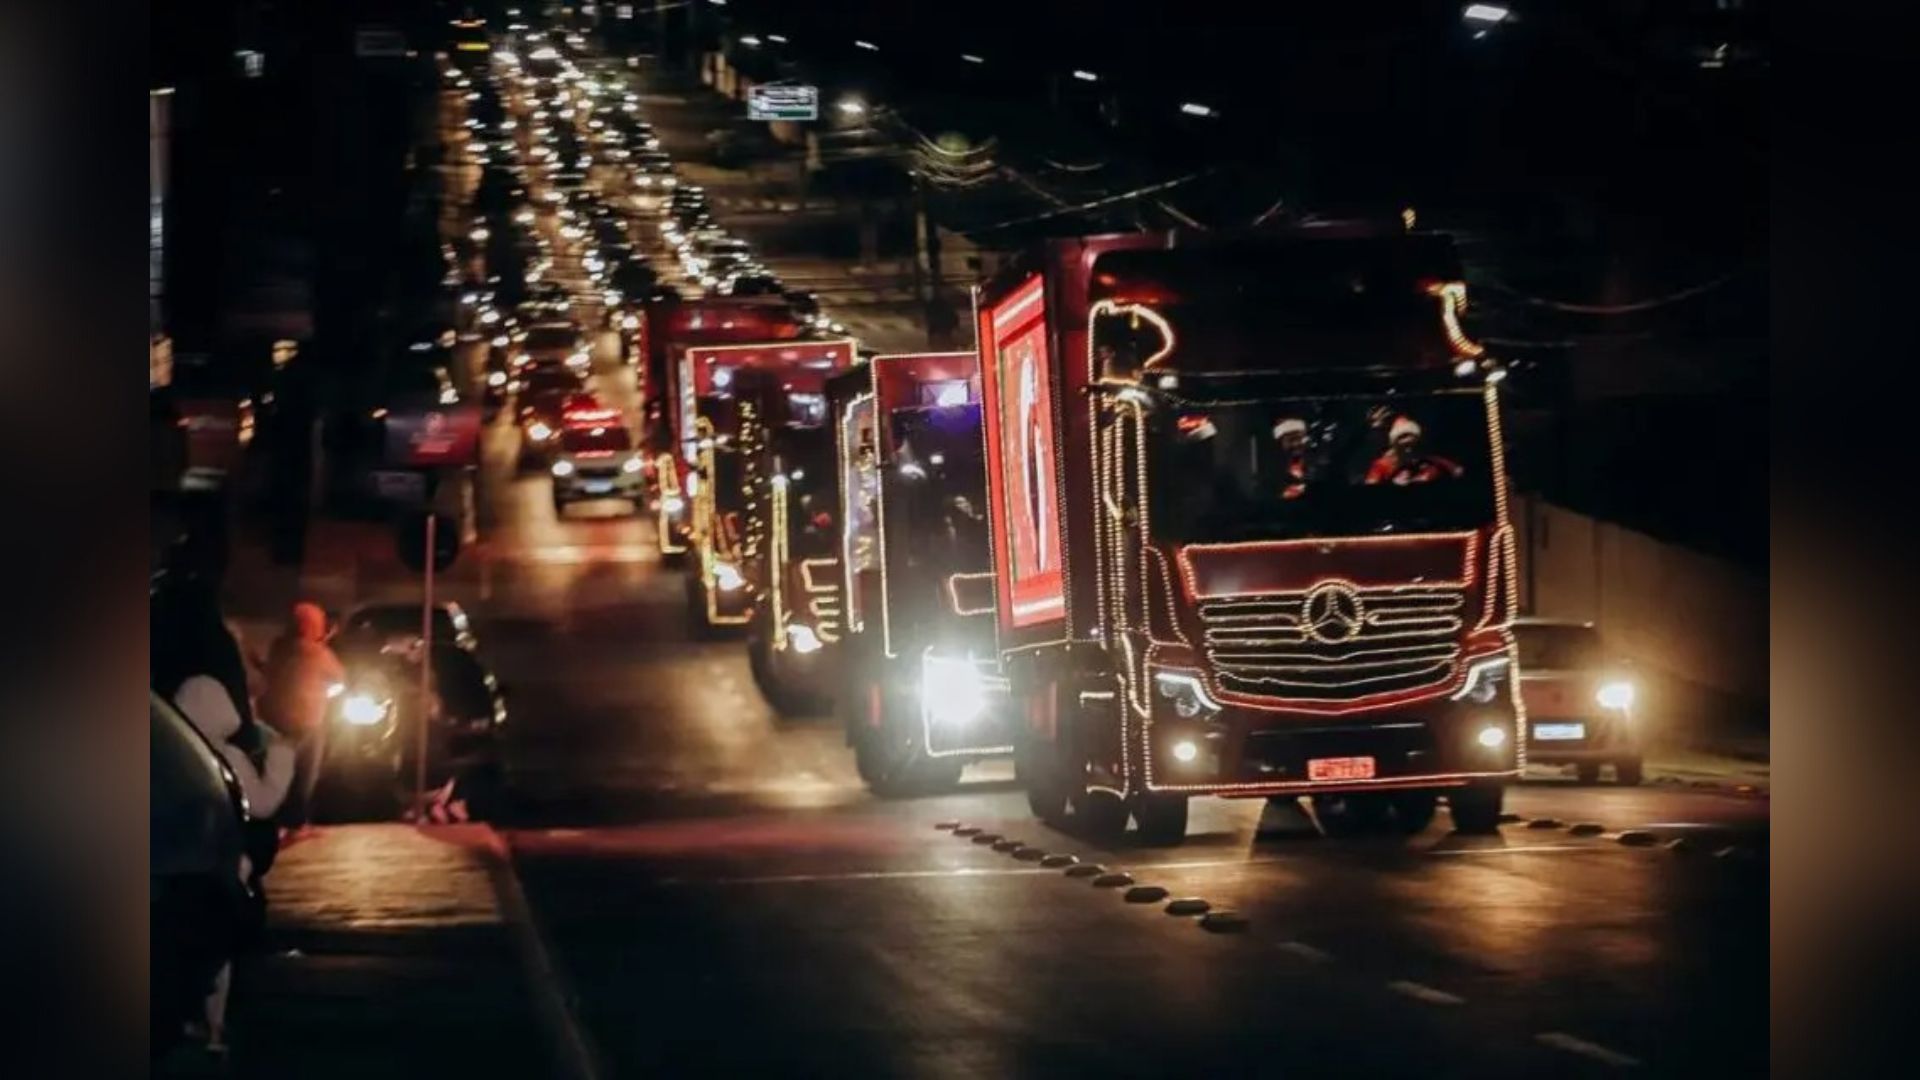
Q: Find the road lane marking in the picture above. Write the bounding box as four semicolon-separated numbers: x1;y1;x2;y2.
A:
1535;1032;1643;1068
1387;980;1465;1006
1425;844;1626;857
1274;941;1333;963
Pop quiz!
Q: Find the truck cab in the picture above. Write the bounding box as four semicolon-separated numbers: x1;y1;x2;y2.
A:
977;229;1522;842
828;353;1013;795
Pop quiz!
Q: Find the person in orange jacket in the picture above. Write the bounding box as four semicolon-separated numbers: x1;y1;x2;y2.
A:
260;601;345;831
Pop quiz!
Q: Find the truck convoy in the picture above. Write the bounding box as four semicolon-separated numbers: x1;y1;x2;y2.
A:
668;225;1520;837
972;227;1521;843
826;353;1014;794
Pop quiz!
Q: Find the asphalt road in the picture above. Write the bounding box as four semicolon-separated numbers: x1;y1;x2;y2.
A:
417;44;1769;1079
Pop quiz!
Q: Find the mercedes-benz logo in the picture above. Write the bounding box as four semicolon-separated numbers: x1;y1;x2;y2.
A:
1301;582;1365;643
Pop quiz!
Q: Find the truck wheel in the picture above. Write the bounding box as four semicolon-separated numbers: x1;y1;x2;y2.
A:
1615;758;1644;786
1388;791;1439;835
1576;762;1602;784
1448;784;1506;834
1313;793;1392;837
1132;794;1190;846
1072;788;1130;843
1018;735;1071;825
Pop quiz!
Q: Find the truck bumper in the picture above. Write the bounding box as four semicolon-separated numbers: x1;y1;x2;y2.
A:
1137;696;1522;798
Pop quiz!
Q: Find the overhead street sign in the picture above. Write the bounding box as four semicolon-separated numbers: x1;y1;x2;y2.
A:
749;84;818;122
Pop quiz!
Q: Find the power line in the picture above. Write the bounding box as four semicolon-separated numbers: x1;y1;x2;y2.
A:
971;169;1215;232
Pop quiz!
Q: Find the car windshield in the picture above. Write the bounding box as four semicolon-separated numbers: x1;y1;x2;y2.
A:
562;424;632;453
522;366;582;395
1517;625;1605;670
1147;391;1495;542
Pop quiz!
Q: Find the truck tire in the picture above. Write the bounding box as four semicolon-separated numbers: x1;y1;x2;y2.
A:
1312;793;1392;837
1615;758;1644;786
1388;791;1439;835
1072;788;1130;843
1018;734;1072;825
1448;783;1506;834
1132;793;1190;846
851;676;958;797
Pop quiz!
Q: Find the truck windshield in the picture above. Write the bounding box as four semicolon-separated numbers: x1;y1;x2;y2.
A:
771;428;839;555
1147;392;1495;543
891;405;990;572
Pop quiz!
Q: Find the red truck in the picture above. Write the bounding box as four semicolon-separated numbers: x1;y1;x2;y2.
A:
635;296;810;555
825;353;1013;793
975;227;1523;843
674;338;856;636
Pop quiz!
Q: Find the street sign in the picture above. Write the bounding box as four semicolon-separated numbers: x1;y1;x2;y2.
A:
749;84;818;122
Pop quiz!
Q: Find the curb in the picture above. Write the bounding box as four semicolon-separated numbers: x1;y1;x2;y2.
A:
480;829;603;1080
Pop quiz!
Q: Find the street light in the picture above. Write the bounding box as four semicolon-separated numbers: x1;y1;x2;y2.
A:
1463;4;1512;24
854;40;879;52
838;96;867;117
1179;102;1217;118
960;54;985;64
1072;69;1099;82
740;35;762;47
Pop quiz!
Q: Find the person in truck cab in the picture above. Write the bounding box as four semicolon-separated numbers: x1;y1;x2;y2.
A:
1272;417;1311;500
1364;415;1463;486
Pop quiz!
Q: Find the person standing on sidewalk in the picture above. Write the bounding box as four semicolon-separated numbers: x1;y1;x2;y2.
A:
261;601;345;833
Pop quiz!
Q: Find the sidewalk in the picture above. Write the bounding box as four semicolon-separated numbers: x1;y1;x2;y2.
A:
215;825;562;1079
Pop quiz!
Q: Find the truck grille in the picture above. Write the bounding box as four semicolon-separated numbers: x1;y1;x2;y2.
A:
1198;586;1465;703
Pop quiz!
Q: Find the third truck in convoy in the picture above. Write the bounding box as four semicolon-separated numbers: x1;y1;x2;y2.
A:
972;226;1523;842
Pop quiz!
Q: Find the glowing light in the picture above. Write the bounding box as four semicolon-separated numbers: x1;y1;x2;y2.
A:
1172;740;1199;764
714;561;746;592
623;456;645;474
487;371;508;387
960;53;985;64
1463;4;1512;25
837;97;867;117
740;35;762;47
854;39;879;52
528;422;553;441
551;460;575;477
1454;359;1478;377
341;693;388;726
788;624;822;654
1596;680;1636;711
767;34;788;43
1072;69;1099;82
1476;725;1508;748
922;653;986;727
1179;102;1216;118
1425;280;1486;359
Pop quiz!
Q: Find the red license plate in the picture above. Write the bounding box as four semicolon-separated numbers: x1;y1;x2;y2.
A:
1308;756;1377;782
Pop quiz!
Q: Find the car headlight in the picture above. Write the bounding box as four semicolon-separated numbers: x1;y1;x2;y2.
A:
1596;680;1636;711
622;456;644;474
528;421;553;441
1451;656;1510;704
787;624;822;655
551;459;575;477
922;654;986;727
341;692;391;727
487;370;508;387
1154;671;1221;719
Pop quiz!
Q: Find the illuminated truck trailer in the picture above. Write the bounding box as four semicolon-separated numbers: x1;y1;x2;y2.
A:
976;227;1522;843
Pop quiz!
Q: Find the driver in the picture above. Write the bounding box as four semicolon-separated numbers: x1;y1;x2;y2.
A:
1364;415;1464;486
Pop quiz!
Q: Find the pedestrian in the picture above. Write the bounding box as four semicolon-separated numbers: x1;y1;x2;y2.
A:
261;601;345;833
173;675;295;1059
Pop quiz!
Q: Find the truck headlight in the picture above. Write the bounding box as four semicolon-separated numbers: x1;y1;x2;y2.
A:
787;624;822;655
341;692;391;727
1451;656;1510;704
1154;672;1221;720
922;654;985;727
622;456;644;474
1596;680;1636;711
551;459;574;477
713;561;746;592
